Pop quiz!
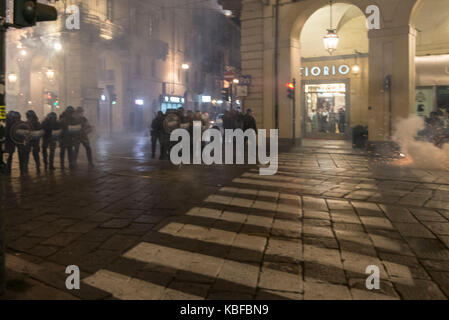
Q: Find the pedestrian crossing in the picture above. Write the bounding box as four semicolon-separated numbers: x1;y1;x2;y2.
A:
79;169;415;300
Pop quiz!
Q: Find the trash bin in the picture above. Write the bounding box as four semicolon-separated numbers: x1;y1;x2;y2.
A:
352;125;368;149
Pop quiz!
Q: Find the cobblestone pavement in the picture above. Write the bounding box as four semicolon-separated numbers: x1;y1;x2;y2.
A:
2;137;449;300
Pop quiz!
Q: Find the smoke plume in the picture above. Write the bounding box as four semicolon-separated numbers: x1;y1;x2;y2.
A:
392;115;449;169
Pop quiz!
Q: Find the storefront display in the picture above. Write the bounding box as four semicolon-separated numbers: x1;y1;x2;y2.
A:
161;95;185;114
303;82;348;138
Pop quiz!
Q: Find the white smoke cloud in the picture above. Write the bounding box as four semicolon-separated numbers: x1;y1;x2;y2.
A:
393;115;449;169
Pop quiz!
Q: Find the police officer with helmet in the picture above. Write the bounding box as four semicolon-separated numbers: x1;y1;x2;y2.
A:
60;106;81;169
25;110;43;173
42;112;61;171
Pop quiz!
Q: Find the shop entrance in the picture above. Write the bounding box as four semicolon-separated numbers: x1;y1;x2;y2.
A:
303;81;349;139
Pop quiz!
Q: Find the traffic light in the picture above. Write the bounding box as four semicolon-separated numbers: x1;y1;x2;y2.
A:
45;91;54;104
221;88;230;102
111;94;117;105
53;96;60;108
14;0;58;28
286;82;295;99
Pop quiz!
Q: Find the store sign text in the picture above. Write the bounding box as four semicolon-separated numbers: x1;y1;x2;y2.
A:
300;65;351;77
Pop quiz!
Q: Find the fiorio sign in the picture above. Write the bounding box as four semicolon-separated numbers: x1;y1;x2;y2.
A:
300;65;351;77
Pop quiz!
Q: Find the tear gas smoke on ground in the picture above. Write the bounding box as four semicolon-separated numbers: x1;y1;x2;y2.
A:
392;115;449;170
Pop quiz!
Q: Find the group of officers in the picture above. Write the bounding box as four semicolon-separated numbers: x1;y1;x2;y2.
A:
0;106;94;176
149;107;257;160
150;108;211;160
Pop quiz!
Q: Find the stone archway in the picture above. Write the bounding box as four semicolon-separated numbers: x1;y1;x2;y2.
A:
297;3;369;140
241;0;421;142
280;0;371;141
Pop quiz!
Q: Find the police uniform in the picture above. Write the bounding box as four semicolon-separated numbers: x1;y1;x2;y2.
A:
25;111;43;173
161;110;181;160
60;107;81;169
73;108;94;166
5;112;24;174
0;119;6;172
42;112;61;171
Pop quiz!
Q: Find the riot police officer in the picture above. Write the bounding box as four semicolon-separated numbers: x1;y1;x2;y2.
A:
73;107;94;167
0;117;5;173
60;106;81;169
25;110;43;173
5;111;29;175
161;109;181;160
42;112;61;171
150;111;165;159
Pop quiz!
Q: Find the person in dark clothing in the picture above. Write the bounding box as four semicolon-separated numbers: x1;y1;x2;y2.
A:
42;112;61;171
243;109;257;132
230;109;243;130
161;110;181;160
0;118;5;172
73;107;94;167
338;107;346;134
5;111;21;174
60;106;81;169
6;111;31;175
25;110;43;173
223;110;232;130
150;111;165;159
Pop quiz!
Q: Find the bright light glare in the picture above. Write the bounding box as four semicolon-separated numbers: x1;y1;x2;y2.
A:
54;42;62;51
135;99;144;106
352;65;360;74
46;69;55;80
182;64;190;70
8;73;17;83
202;96;212;103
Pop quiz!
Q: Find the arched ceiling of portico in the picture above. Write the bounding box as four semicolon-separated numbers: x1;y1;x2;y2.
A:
412;0;449;55
284;0;419;42
300;3;368;58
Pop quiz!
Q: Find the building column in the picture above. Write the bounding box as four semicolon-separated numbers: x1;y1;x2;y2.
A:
368;26;416;142
241;0;264;129
278;38;301;140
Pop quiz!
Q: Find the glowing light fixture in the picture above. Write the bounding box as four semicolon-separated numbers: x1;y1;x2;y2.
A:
135;99;144;106
202;96;212;103
46;69;55;80
20;49;27;56
101;95;106;101
8;73;18;83
323;1;339;55
223;10;232;17
352;65;360;74
54;42;62;51
233;79;239;84
182;63;190;70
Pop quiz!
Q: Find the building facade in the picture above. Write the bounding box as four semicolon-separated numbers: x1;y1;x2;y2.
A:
6;0;240;133
238;0;449;142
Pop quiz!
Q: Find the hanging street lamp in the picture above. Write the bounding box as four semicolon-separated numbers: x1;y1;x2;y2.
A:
323;0;339;55
46;69;55;80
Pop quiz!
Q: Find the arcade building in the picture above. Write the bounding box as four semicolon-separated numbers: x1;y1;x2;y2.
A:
239;0;449;143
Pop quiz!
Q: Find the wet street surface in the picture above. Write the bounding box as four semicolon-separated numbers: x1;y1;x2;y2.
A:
2;136;449;300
